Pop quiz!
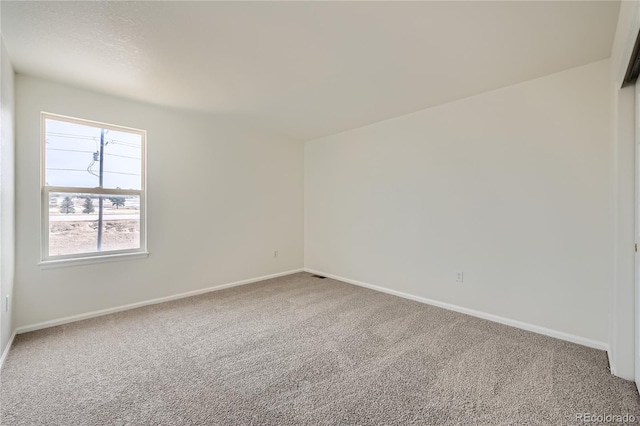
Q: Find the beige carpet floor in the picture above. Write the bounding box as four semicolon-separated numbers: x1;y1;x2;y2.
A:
1;272;638;425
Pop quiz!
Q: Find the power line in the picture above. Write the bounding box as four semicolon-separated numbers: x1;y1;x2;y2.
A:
101;170;141;177
109;141;141;149
47;168;141;177
47;168;93;172
47;132;141;148
105;153;141;160
46;133;95;141
48;148;140;160
87;160;99;178
48;148;95;154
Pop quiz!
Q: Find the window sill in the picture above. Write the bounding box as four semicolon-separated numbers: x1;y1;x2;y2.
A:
39;251;149;269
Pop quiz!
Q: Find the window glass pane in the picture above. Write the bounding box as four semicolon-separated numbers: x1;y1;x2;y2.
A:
45;118;142;190
101;195;141;252
48;192;140;257
101;129;143;190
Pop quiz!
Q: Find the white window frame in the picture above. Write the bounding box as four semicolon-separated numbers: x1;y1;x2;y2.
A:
40;112;147;265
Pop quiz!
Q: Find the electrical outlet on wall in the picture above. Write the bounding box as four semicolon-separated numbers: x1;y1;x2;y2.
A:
274;250;278;258
455;271;464;283
5;295;8;313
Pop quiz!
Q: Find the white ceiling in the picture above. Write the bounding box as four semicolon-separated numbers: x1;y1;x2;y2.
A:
2;1;620;141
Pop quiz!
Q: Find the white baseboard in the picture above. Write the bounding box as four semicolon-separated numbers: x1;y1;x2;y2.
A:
16;268;304;334
305;268;608;351
0;330;17;370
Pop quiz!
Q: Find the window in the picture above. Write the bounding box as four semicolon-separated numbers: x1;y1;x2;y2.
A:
41;113;146;263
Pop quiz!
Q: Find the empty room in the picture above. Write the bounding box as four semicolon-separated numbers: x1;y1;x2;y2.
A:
1;1;640;424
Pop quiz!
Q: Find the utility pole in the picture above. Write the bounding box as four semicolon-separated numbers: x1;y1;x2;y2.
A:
97;128;105;251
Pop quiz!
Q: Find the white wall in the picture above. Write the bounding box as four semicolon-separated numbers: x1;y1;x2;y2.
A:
609;0;640;381
0;39;15;354
14;75;303;328
305;60;611;345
